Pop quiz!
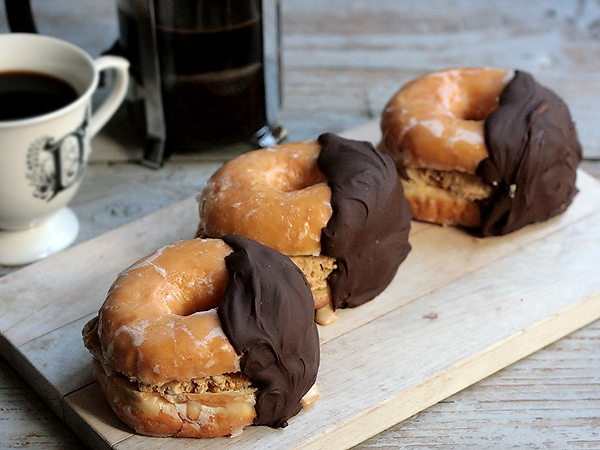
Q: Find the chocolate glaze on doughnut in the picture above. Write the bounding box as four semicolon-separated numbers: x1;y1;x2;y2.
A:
317;133;412;309
477;71;582;236
218;235;319;428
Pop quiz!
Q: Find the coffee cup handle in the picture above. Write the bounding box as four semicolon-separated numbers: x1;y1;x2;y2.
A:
88;55;130;138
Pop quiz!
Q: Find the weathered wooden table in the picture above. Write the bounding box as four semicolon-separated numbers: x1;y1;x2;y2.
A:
1;1;600;448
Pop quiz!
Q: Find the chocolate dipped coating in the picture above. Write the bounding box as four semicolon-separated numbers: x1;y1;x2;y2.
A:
217;235;319;428
477;70;582;236
317;133;412;309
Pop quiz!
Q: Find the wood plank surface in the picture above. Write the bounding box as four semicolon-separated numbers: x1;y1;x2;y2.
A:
2;1;600;448
1;121;600;449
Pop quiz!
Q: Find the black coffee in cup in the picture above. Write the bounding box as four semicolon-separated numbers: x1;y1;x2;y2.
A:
0;71;78;121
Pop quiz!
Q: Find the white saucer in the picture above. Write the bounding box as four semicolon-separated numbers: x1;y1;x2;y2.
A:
0;207;79;266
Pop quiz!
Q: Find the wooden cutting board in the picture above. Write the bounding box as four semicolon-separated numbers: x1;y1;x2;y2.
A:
2;120;600;449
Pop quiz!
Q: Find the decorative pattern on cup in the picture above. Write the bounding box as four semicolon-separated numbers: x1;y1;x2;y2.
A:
26;108;89;202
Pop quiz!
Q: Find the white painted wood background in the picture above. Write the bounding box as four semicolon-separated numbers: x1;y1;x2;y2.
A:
1;0;600;448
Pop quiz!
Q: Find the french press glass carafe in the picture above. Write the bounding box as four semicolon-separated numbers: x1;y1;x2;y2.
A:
115;0;285;166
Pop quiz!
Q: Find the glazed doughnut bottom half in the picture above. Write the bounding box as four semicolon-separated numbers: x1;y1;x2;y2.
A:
380;67;582;236
83;237;320;438
198;133;412;324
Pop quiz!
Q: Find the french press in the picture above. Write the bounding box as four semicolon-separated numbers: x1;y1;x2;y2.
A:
5;0;285;167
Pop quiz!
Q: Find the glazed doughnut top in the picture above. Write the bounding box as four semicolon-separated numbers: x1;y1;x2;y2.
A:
317;133;412;309
218;235;319;428
478;71;582;236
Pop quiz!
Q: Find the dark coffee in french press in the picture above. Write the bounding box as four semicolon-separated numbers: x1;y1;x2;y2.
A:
115;0;284;166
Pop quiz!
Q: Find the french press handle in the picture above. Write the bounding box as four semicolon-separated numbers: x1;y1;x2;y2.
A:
5;0;38;33
135;0;168;169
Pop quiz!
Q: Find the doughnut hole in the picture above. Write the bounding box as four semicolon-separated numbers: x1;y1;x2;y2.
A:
130;239;231;318
455;71;505;121
458;90;500;121
165;264;229;317
273;153;328;192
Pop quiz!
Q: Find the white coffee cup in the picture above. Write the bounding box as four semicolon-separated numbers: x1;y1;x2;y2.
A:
0;33;129;266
